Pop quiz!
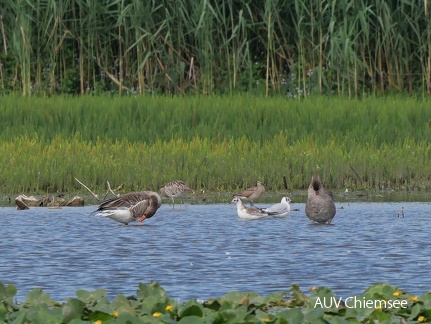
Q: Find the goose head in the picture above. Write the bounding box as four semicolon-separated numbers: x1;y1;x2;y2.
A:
311;174;322;192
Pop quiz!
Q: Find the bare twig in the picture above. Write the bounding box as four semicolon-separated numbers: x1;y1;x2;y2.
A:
75;178;100;201
113;183;124;192
107;181;120;197
102;180;121;200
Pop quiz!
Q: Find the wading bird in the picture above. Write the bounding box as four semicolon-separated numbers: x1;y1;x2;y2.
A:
159;180;194;209
233;181;265;206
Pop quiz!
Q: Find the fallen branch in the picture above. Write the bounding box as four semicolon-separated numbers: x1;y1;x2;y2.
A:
103;181;122;200
75;178;124;202
75;178;100;201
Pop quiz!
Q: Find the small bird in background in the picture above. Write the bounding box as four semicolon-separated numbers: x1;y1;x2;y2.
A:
159;180;194;209
305;174;336;224
233;181;265;206
397;207;405;218
94;191;161;225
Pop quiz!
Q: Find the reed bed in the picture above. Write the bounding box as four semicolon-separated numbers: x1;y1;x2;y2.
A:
1;95;431;195
1;0;430;96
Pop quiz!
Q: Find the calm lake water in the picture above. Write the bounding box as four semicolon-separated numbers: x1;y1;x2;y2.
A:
0;199;430;302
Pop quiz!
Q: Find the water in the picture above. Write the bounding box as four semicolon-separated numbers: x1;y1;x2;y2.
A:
0;200;430;302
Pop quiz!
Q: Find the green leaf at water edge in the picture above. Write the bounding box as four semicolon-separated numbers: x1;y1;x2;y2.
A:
253;309;273;322
219;291;265;308
116;313;147;324
287;284;307;307
362;282;398;300
302;307;327;323
87;310;116;322
418;292;431;308
275;308;304;323
263;291;287;306
367;309;393;324
322;316;360;324
0;281;17;300
24;288;57;307
75;288;107;305
135;295;170;316
343;303;377;321
178;315;205;324
24;305;64;324
62;298;85;323
202;298;221;311
207;307;249;324
110;294;138;315
7;309;27;324
408;303;425;320
178;299;205;318
0;283;19;316
137;281;168;300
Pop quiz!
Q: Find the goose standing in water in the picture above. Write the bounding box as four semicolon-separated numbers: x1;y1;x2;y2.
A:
159;180;194;209
305;174;336;224
94;191;161;225
261;196;291;217
233;181;265;206
230;197;269;219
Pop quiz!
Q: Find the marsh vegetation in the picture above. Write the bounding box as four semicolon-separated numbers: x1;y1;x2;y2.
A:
1;1;430;96
1;95;430;195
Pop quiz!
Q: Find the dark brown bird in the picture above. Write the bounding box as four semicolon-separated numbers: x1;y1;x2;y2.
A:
305;174;336;224
95;191;161;225
233;181;265;206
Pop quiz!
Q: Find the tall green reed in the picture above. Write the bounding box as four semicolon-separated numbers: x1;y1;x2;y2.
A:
1;1;430;95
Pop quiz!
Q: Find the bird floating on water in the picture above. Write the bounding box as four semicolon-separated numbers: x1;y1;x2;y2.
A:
230;197;269;219
159;180;194;209
94;191;161;225
233;181;265;206
260;196;291;217
305;174;336;224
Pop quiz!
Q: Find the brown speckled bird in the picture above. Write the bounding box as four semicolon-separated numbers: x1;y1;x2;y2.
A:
159;180;194;209
233;181;265;206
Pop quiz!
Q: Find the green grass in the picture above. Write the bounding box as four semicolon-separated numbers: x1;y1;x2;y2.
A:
1;95;431;194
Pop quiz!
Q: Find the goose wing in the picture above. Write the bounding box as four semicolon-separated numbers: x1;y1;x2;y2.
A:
97;191;161;211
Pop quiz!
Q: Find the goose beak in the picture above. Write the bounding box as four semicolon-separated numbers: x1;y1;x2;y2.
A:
138;215;147;224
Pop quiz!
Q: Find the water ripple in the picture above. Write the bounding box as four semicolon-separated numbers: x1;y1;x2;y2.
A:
0;201;430;302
